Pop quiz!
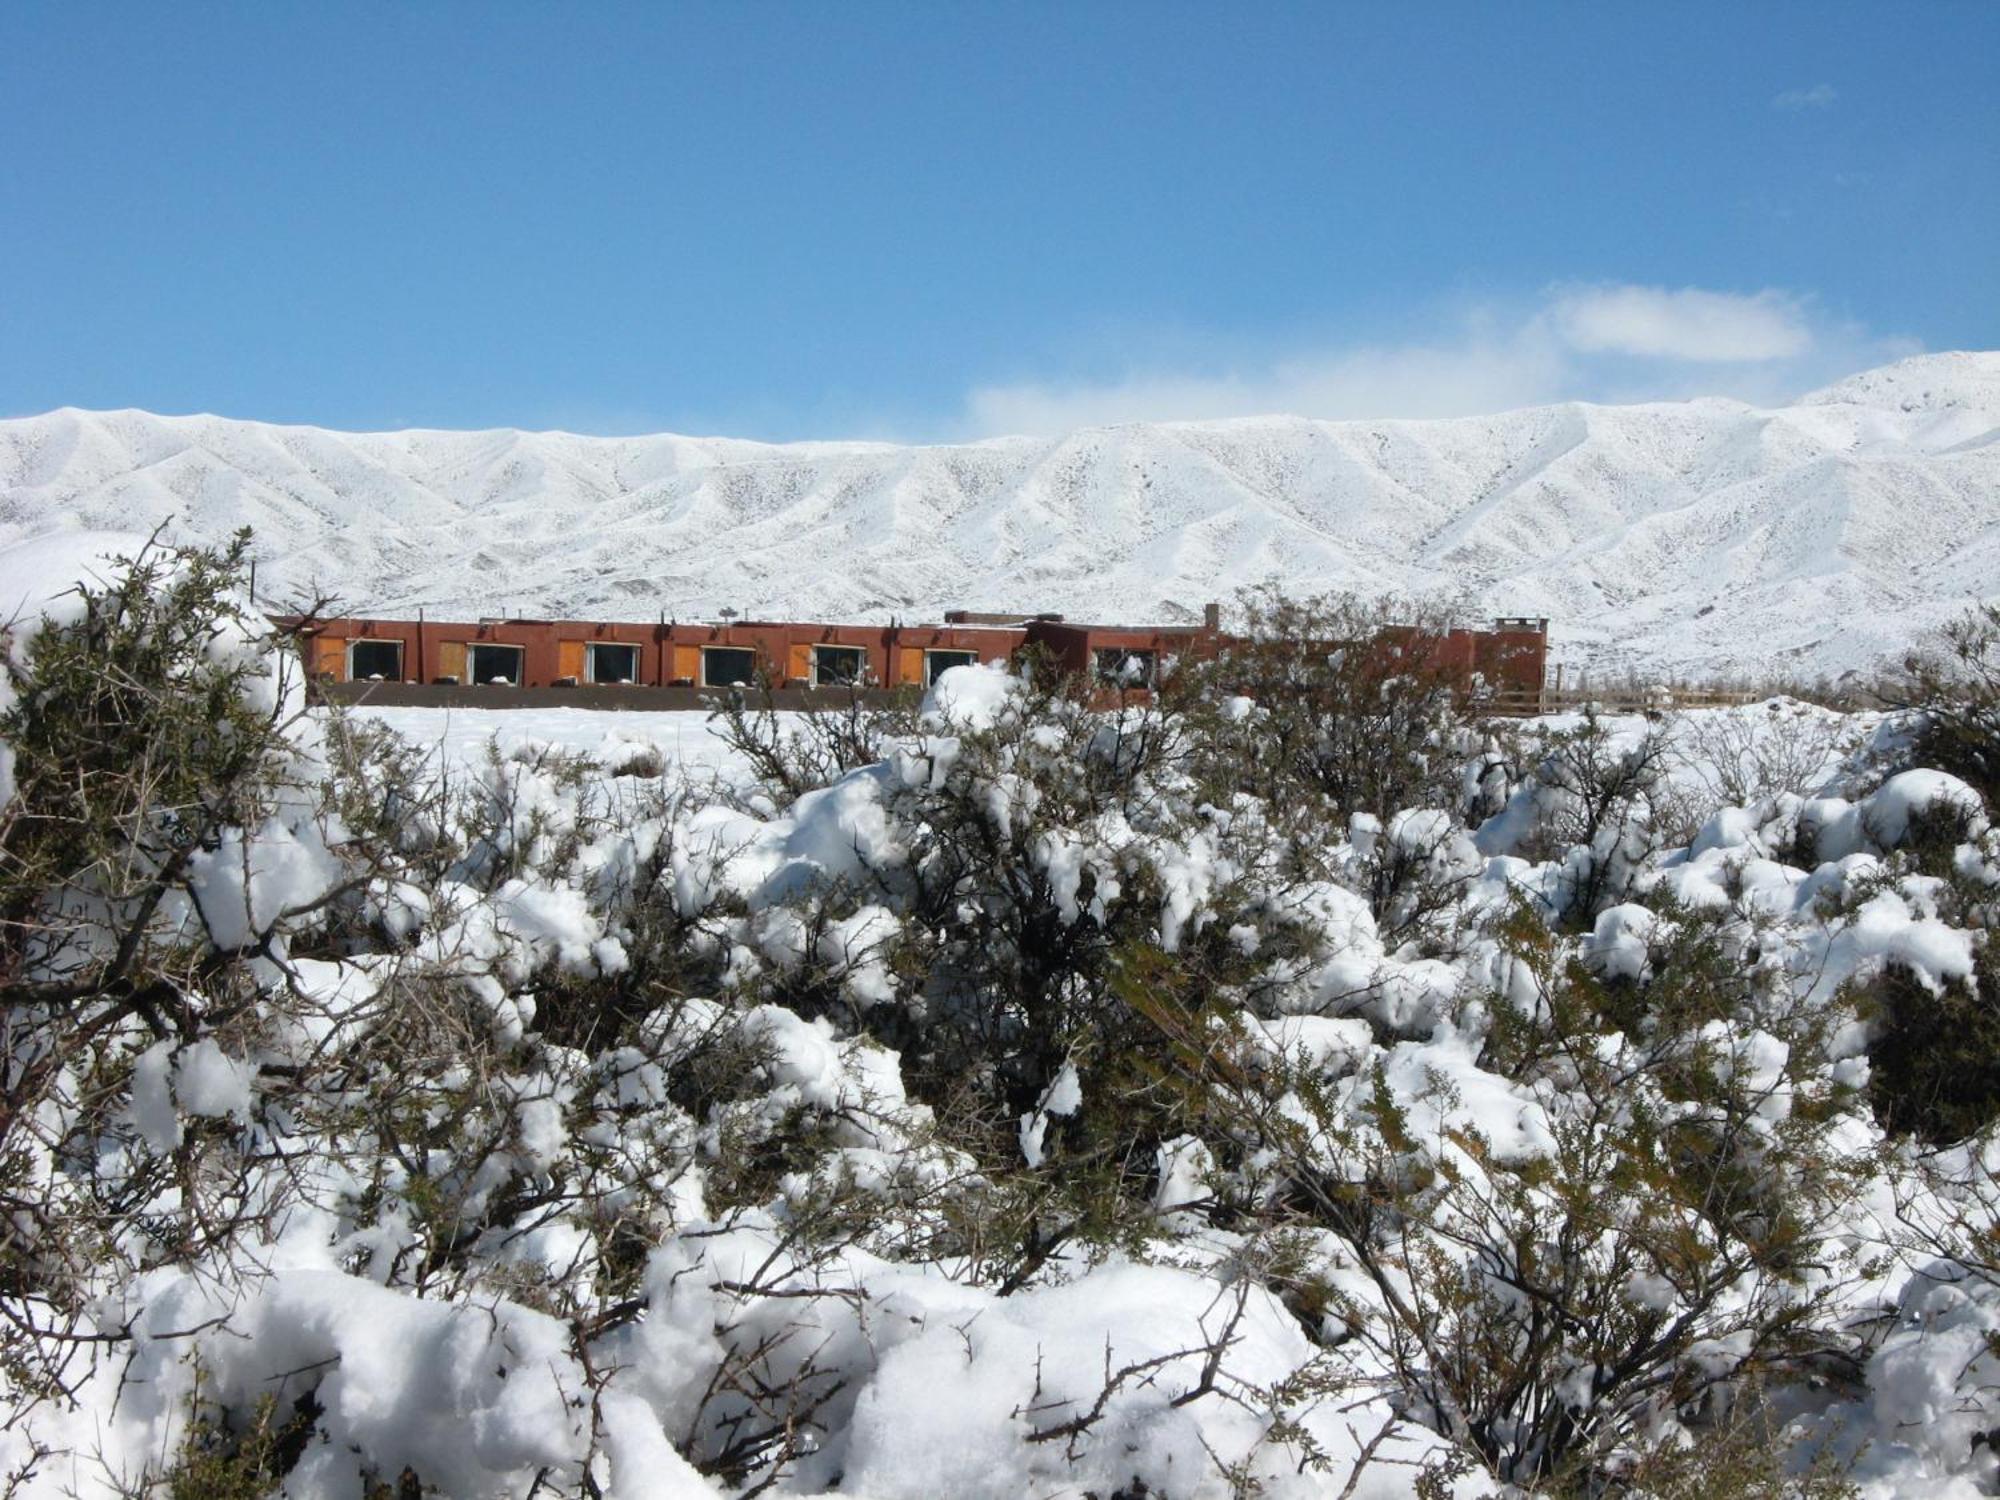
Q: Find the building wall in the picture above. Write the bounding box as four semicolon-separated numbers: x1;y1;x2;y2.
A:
293;611;1548;708
298;616;1028;691
1022;621;1219;683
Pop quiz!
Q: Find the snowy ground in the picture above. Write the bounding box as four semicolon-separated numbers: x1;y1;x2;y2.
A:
348;703;775;783
348;697;1872;797
12;529;1993;1500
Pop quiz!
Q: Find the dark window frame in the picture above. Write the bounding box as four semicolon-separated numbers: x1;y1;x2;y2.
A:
586;641;641;684
924;649;980;686
347;639;404;682
701;646;759;688
1094;647;1157;686
469;643;526;686
811;644;868;688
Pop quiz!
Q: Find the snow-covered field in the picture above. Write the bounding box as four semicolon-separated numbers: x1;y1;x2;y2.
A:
14;532;2000;1498
3;350;1997;679
349;703;773;783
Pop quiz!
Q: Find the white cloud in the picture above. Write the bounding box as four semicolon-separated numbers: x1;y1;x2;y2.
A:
1547;284;1813;362
1773;83;1837;111
955;283;1911;437
965;338;1569;435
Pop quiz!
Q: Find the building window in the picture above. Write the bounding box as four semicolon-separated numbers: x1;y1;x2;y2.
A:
702;647;758;687
1094;647;1156;686
348;639;403;681
925;649;978;686
811;644;867;687
469;644;525;686
587;642;640;684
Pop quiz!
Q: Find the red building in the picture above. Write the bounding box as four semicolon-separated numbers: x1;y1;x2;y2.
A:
294;606;1550;711
302;614;1029;693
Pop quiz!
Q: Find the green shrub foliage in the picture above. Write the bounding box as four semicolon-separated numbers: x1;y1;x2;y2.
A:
7;550;2000;1498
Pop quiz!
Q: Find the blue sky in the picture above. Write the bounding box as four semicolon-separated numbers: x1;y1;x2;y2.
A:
2;2;1994;440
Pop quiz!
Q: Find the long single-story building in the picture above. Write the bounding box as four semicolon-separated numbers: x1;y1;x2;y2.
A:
304;614;1031;692
287;605;1551;711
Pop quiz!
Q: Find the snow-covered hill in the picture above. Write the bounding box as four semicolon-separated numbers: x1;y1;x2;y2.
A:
3;351;1997;678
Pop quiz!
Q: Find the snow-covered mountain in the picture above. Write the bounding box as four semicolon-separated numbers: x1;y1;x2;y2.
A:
3;351;1997;679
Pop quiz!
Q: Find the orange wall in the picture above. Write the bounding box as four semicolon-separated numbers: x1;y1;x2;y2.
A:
299;616;1028;688
294;613;1545;701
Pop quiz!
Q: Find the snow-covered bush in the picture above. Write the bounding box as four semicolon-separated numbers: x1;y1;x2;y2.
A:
1200;586;1496;829
0;531;345;1409
10;541;2000;1498
1492;705;1680;922
1898;602;2000;806
1676;698;1861;812
1811;772;2000;1145
709;677;922;804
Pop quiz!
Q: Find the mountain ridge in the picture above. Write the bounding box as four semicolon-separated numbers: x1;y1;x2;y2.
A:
4;351;1997;678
